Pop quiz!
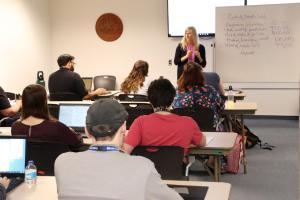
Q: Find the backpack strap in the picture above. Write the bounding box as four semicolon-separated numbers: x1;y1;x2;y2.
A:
259;142;275;150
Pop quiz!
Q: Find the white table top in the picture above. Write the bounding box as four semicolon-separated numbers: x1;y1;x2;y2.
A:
0;128;237;152
189;132;237;155
202;132;237;150
223;102;257;115
7;176;58;200
7;176;231;200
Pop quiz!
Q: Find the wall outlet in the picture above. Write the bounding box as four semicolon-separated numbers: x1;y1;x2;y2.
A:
168;59;172;66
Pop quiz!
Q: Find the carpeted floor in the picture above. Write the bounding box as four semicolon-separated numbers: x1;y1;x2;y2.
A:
189;118;299;200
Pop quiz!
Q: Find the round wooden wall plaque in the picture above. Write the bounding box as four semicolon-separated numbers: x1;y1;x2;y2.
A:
95;13;123;42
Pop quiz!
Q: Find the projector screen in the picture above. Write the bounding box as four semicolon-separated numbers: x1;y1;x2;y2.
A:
167;0;245;37
247;0;300;5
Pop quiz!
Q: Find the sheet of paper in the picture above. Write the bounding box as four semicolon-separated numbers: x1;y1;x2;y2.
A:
206;136;214;144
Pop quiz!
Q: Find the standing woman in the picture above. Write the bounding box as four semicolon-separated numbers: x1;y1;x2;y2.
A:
174;26;206;79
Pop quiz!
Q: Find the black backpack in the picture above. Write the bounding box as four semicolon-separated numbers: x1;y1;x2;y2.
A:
232;119;274;150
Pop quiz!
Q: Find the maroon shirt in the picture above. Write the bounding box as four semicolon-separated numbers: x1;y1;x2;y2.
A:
12;120;82;147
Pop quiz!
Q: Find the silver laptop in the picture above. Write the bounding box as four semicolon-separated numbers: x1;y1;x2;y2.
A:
58;104;90;135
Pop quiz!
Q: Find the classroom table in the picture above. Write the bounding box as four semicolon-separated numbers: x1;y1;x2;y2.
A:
0;127;237;182
83;132;238;182
222;101;257;174
47;100;151;105
7;176;231;200
189;132;237;182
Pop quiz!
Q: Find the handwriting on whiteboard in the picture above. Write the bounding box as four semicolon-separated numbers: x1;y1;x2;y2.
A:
223;13;294;56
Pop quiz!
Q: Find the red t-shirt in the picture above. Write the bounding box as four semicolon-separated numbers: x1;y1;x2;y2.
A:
125;113;203;155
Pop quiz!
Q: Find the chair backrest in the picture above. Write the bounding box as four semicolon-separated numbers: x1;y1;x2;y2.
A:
120;102;154;129
117;94;149;102
171;108;215;131
48;104;59;119
131;146;184;180
26;139;70;176
49;92;82;101
5;92;17;100
81;77;93;92
94;75;116;90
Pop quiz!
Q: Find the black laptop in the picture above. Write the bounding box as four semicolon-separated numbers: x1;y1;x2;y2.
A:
58;104;90;136
0;136;27;192
168;184;208;200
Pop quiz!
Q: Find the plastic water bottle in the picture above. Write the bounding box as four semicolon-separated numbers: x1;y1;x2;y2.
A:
25;160;37;187
227;85;234;108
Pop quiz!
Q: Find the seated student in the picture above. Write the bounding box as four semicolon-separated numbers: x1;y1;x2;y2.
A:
48;54;107;100
173;62;225;130
123;78;206;158
0;177;9;200
120;60;152;95
0;87;22;126
55;99;182;200
203;72;225;96
11;84;82;149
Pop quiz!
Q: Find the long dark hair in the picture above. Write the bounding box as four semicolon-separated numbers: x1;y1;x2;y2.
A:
21;84;50;120
177;62;204;91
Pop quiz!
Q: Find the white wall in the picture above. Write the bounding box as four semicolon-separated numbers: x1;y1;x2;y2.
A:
49;0;214;87
1;0;298;116
0;0;51;92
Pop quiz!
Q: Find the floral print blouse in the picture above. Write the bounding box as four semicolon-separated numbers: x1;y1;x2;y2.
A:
172;85;225;128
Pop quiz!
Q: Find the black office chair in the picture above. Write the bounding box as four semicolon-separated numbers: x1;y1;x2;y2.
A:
172;108;216;177
26;139;70;176
48;104;59;119
5;92;19;100
117;94;149;102
171;108;215;131
94;75;116;90
120;102;154;129
49;92;82;101
131;146;184;180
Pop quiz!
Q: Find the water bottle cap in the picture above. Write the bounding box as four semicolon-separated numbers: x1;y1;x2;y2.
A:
28;160;34;164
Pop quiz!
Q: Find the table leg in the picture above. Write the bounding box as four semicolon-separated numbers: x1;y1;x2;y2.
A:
214;156;221;182
241;115;247;174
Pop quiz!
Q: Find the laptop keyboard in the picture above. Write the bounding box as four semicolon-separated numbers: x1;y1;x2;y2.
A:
6;177;24;193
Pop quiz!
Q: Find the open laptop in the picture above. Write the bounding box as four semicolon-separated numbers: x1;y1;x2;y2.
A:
58;104;90;136
0;136;27;192
82;77;93;92
168;184;208;200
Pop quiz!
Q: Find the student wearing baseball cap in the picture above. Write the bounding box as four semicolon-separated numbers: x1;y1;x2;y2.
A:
54;99;182;200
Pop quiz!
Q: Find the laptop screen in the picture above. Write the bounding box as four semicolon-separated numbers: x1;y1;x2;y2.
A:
58;104;90;131
82;77;93;92
0;136;26;176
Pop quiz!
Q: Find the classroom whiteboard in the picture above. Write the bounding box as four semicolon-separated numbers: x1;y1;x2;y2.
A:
215;3;300;83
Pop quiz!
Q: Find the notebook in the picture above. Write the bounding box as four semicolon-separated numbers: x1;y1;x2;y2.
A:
58;104;90;135
0;136;27;192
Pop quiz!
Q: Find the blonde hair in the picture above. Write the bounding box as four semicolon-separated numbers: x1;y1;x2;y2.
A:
180;26;199;51
121;60;149;94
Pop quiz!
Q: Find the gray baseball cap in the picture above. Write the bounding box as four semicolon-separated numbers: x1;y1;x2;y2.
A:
86;99;128;137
